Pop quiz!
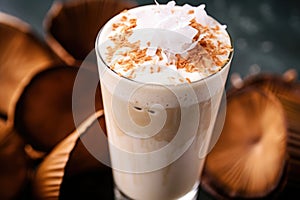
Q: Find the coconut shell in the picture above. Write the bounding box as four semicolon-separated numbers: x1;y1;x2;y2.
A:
0;122;30;200
14;66;102;152
32;110;104;200
0;119;9;142
202;86;287;199
0;12;62;123
236;72;300;193
58;113;111;199
239;72;300;133
44;0;137;65
63;115;108;178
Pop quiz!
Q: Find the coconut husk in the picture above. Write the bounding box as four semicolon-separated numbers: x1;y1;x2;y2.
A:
0;12;62;124
44;0;137;66
202;85;287;199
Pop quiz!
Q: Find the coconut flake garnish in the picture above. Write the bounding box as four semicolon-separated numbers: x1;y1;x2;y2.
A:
102;1;232;84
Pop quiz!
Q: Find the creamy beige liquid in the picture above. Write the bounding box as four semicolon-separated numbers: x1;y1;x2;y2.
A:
97;66;230;200
96;2;232;200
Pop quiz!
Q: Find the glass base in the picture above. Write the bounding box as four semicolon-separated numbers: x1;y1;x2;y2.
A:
114;185;134;200
114;181;199;200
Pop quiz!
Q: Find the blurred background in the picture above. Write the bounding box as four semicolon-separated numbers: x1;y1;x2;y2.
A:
0;0;300;79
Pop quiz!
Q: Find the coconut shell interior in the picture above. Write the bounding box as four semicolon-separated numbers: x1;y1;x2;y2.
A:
63;117;108;178
44;0;137;65
203;86;287;199
14;66;102;152
238;74;300;192
0;12;62;122
0;119;9;143
241;74;300;133
59;112;111;199
32;110;104;200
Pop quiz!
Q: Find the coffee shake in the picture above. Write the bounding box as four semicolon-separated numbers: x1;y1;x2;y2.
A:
96;1;232;199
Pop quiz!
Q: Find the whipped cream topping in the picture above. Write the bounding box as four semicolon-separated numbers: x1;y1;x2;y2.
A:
99;1;232;84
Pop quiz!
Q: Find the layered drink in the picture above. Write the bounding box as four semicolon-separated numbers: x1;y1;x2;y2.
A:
96;1;233;199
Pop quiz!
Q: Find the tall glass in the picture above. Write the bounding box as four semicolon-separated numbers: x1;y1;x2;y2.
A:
95;4;233;200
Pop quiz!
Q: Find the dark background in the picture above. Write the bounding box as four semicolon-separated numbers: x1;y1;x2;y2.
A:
0;0;300;79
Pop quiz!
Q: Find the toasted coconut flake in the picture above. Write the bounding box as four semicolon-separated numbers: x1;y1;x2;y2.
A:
102;3;232;84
